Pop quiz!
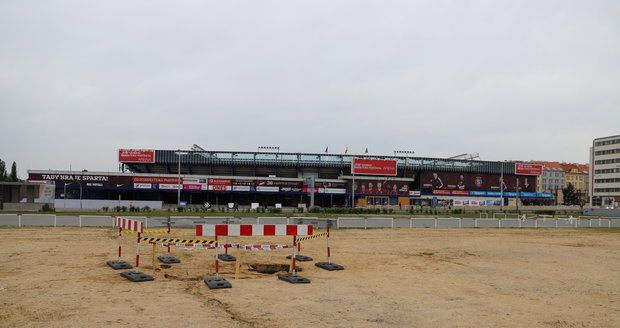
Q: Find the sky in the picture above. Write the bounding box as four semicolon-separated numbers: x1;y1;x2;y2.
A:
1;0;619;177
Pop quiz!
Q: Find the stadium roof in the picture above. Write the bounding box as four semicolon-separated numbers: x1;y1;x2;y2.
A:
120;149;517;175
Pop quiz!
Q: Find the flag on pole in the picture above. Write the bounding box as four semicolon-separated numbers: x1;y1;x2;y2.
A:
344;147;348;154
325;146;328;153
364;148;368;154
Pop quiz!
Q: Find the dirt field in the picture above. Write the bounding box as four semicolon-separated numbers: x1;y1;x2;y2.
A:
0;227;619;328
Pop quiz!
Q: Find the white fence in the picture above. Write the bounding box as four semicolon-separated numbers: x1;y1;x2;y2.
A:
0;214;618;229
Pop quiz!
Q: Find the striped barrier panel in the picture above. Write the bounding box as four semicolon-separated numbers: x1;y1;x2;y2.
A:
114;217;144;233
195;224;313;237
122;229;168;235
159;243;294;251
297;232;328;242
138;237;216;245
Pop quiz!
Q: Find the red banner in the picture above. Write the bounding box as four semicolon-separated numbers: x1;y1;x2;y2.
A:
352;158;397;176
118;149;155;163
133;176;179;184
515;163;543;176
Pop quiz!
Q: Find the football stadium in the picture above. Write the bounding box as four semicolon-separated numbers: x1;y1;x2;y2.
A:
27;148;553;209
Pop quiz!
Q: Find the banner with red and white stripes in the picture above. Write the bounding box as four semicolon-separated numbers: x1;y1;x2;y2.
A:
114;216;144;233
161;242;294;251
195;224;313;237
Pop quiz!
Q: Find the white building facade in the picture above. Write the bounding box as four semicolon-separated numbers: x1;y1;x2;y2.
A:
590;134;620;207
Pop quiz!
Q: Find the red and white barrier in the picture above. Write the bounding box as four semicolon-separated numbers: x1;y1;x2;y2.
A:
195;224;313;237
114;217;144;233
113;216;145;269
195;224;314;278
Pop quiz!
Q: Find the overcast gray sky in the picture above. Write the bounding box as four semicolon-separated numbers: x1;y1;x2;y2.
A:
1;0;619;177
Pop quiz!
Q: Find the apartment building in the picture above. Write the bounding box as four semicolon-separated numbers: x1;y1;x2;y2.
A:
590;134;620;207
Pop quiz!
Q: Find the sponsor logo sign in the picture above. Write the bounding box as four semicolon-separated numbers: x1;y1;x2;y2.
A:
118;149;155;163
354;179;410;195
29;173;131;184
134;183;152;189
323;188;347;194
159;184;181;190
352;158;397;176
134;176;179;184
183;184;203;190
208;178;232;191
256;186;279;192
515;163;544;176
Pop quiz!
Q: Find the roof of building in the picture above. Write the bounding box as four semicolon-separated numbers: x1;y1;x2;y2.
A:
532;161;588;174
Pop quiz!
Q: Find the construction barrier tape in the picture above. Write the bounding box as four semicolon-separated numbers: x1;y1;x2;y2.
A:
122;229;169;235
159;242;293;251
139;237;216;245
297;232;328;242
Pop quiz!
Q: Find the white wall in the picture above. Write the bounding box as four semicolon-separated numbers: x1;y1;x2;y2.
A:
54;199;163;210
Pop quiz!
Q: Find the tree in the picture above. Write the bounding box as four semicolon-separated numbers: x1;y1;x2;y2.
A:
0;158;6;181
9;161;18;182
562;183;578;205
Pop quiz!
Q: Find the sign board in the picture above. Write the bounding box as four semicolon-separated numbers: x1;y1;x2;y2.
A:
515;163;543;176
352;158;397;176
118;149;155;163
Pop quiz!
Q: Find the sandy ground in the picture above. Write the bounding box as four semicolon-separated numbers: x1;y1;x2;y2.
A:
0;227;619;328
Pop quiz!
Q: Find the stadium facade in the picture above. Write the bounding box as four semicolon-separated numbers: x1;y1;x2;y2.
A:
27;149;553;209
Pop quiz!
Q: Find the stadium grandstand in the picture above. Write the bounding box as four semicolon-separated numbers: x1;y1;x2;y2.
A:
27;148;554;210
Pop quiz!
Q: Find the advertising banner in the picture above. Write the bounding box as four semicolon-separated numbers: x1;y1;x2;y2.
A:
134;183;152;189
208;178;232;191
183;178;207;184
38;183;55;203
159;184;181;190
421;172;536;193
256;180;303;188
29;173;132;185
352;158;397;176
118;149;155;163
183;184;204;191
256;186;279;192
314;181;346;194
354;179;411;195
515;163;544;176
134;176;179;184
281;186;302;192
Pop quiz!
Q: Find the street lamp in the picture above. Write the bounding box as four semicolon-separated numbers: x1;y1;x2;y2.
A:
175;151;189;207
